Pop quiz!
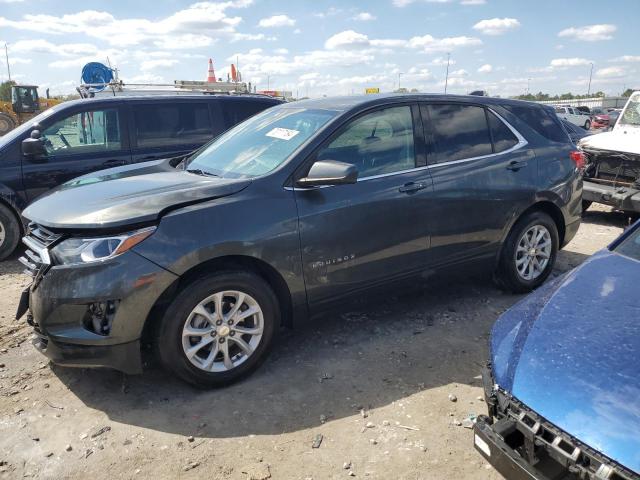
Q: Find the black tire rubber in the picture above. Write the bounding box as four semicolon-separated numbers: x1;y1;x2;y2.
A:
0;203;21;261
494;211;559;293
584;120;591;130
582;200;592;213
0;112;16;136
157;271;279;388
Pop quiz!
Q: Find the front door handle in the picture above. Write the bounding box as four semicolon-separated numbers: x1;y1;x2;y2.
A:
399;182;428;193
506;160;528;171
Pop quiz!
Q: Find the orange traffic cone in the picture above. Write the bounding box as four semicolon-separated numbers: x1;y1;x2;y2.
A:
207;59;216;83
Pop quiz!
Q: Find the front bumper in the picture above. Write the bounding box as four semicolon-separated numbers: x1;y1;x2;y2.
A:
583;180;640;212
24;248;178;374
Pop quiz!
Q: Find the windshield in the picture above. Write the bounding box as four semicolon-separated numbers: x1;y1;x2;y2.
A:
186;106;338;178
614;223;640;261
619;93;640;127
0;106;58;148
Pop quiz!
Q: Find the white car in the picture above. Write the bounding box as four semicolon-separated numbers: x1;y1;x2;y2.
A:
554;106;591;130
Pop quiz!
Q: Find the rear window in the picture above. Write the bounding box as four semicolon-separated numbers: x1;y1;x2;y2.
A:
488;111;519;153
134;103;213;148
427;104;493;163
503;104;568;143
222;100;275;127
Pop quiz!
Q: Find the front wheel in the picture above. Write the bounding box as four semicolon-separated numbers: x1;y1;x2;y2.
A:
584;120;591;130
494;211;559;293
0;204;21;261
157;271;279;388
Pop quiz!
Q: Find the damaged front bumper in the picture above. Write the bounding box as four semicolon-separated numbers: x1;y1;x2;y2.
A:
583;180;640;212
474;366;639;480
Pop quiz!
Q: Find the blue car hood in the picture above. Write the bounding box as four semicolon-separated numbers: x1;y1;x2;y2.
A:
491;250;640;473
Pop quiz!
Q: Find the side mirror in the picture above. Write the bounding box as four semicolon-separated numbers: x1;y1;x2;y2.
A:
296;160;358;187
22;130;47;158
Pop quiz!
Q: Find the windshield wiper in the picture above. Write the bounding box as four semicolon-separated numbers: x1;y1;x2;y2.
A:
186;168;219;178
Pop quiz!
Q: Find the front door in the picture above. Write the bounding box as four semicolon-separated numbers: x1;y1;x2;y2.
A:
23;106;131;202
294;104;433;307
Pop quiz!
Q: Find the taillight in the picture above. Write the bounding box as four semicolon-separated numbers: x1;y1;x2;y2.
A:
570;150;586;169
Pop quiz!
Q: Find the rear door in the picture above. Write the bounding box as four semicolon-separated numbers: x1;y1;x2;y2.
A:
23;104;131;202
294;103;433;307
421;102;537;267
129;100;223;163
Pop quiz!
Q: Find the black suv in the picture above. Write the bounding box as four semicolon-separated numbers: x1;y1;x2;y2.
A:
0;94;282;259
18;94;582;387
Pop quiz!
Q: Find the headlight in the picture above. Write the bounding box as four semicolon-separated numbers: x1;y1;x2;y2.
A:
51;227;156;265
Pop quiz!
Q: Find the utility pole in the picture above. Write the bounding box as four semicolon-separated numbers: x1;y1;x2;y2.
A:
587;62;594;96
444;53;450;94
398;72;403;91
4;43;11;82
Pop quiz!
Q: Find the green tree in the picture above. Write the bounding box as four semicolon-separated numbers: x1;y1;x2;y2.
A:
622;88;636;97
0;80;16;102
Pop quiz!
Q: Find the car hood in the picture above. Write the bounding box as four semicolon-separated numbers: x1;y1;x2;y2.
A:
580;128;640;155
22;159;251;230
490;251;640;473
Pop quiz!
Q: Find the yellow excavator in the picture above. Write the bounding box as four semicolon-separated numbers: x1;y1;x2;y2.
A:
0;84;62;136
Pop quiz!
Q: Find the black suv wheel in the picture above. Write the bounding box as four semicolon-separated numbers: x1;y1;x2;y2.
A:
0;204;20;261
157;271;279;388
495;211;559;293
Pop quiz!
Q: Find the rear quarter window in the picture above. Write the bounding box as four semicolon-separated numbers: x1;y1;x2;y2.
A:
503;104;568;143
134;103;213;147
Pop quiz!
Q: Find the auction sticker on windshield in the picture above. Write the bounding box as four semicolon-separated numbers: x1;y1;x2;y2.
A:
266;127;300;141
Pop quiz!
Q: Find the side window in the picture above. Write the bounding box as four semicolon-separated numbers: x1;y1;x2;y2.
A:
502;104;568;143
316;106;415;178
554;107;564;114
223;100;272;126
427;104;492;163
488;111;519;153
134;103;212;148
42;109;121;155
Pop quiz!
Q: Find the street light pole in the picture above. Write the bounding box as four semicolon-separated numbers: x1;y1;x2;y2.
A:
444;53;451;94
398;72;403;91
4;43;11;82
587;62;594;96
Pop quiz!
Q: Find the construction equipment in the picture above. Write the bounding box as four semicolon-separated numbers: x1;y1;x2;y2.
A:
0;84;62;136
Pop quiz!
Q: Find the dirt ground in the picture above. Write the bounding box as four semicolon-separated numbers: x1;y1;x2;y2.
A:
0;205;633;480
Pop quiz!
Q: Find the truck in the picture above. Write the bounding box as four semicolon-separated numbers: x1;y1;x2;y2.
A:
580;91;640;213
0;84;62;136
554;105;591;130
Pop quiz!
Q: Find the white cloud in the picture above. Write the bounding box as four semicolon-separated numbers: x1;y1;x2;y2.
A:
558;24;616;42
325;30;371;50
612;55;640;63
9;39;99;57
353;12;376;21
140;59;179;71
472;18;520;35
430;56;456;66
478;63;492;73
596;66;625;78
449;69;468;76
409;34;482;52
550;58;592;68
460;0;486;4
258;14;295;28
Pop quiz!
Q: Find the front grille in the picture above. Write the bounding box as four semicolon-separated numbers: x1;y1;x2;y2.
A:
18;223;61;281
492;389;638;480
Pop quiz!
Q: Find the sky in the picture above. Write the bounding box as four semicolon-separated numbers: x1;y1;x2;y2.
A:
0;0;638;98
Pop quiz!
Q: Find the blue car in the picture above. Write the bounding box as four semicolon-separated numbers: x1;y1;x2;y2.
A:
474;220;640;480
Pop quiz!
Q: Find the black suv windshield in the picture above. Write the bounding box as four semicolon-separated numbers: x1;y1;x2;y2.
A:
614;224;640;261
187;106;338;178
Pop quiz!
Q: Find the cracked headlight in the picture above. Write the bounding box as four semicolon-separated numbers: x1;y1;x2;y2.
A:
51;227;156;265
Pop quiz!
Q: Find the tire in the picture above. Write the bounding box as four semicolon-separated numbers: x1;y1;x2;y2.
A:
0;203;21;261
582;200;592;213
0;113;16;136
494;211;559;293
156;271;279;388
584;120;591;130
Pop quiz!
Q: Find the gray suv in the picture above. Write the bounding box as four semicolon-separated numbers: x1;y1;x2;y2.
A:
17;94;582;387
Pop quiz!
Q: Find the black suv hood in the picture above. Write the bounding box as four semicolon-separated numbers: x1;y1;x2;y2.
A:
22;160;251;230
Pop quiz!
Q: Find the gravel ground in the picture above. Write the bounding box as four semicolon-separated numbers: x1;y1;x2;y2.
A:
0;204;633;480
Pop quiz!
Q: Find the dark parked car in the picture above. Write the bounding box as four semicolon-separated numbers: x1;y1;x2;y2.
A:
17;94;583;387
0;94;282;259
474;220;640;480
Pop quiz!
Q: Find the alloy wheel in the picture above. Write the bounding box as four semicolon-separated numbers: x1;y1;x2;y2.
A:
515;225;552;281
181;290;264;373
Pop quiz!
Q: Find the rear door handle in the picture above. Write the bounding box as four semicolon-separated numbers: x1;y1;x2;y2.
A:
506;160;528;171
399;182;428;193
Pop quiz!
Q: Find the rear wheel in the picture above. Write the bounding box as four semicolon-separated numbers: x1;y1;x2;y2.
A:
0;204;21;261
0;113;16;136
495;211;559;293
157;271;279;388
583;119;591;130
